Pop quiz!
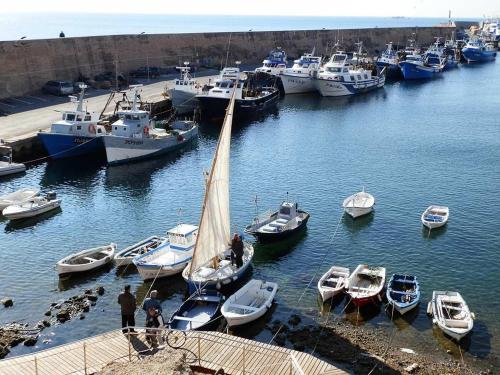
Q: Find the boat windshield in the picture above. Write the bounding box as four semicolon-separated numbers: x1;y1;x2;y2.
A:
279;206;291;215
327;67;342;73
332;55;346;63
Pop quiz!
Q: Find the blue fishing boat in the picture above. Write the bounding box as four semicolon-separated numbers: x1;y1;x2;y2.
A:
461;39;497;63
386;274;420;315
399;53;443;80
376;42;401;79
255;47;288;76
424;39;458;71
38;85;106;159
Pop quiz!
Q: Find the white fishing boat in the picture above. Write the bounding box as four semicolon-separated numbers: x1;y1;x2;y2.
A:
317;266;350;302
280;51;322;94
134;224;198;280
428;291;474;341
421;205;449;229
221;279;278;327
2;192;61;220
114;235;165;267
57;243;116;276
167;62;202;115
0;145;26;177
182;89;254;292
346;264;386;307
342;189;375;219
0;187;40;211
255;47;287;76
102;85;198;165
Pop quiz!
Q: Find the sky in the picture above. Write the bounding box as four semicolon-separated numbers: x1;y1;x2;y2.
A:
1;0;499;18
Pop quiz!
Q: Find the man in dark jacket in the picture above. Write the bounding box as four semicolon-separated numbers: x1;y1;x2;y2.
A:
231;233;244;268
118;285;136;333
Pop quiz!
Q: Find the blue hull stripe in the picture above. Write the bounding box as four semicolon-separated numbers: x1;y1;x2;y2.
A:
38;133;102;159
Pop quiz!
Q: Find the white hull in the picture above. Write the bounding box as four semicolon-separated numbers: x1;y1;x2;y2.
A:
103;125;198;165
222;279;278;327
168;89;199;115
315;77;385;97
0;188;40;211
114;235;165;267
57;244;116;276
318;266;350;302
430;291;473;341
280;74;316;94
421;205;449;229
136;261;188;280
2;199;61;220
0;161;26;176
343;191;375;219
344;206;373;218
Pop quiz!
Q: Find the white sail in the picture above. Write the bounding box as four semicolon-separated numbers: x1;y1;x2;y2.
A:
188;90;236;275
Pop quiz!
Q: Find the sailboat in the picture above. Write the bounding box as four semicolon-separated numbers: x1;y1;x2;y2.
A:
182;89;254;291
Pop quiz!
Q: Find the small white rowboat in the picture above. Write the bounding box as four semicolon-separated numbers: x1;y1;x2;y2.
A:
428;290;473;341
317;266;350;302
57;243;116;276
342;190;375;219
421;205;449;229
114;235;165;267
2;192;61;220
0;187;40;211
221;279;278;327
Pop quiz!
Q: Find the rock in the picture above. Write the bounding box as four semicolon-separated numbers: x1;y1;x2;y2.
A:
79;314;85;320
9;336;24;347
0;345;10;359
446;349;452;354
1;298;13;308
42;320;50;328
90;302;96;306
404;363;419;373
96;286;105;295
44;310;52;317
86;294;98;302
56;309;70;323
288;314;301;326
84;289;92;295
43;338;52;344
50;302;57;307
82;303;90;313
23;336;38;346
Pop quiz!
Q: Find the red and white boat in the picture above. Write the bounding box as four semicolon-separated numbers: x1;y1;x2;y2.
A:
346;264;386;307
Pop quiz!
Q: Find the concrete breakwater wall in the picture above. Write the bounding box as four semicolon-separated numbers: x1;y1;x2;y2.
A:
0;26;455;99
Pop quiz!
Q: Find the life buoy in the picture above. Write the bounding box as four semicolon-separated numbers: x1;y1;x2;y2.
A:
143;127;149;136
88;124;96;134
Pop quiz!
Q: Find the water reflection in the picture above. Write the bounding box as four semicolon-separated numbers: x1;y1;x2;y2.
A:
386;303;420;329
4;207;62;232
344;302;382;325
342;212;374;233
421;225;447;239
58;263;114;291
253;228;308;264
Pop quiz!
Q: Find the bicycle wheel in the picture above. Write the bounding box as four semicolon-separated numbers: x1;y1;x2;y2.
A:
166;330;187;349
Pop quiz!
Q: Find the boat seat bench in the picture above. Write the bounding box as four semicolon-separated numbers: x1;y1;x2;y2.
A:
228;303;260;312
83;257;96;262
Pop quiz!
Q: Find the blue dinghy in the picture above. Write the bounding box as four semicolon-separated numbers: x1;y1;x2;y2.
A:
386;274;420;315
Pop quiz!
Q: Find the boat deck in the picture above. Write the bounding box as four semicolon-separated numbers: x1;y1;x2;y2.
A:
0;329;349;375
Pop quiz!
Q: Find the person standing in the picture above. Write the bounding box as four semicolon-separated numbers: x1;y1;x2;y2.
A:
231;233;244;268
118;285;136;334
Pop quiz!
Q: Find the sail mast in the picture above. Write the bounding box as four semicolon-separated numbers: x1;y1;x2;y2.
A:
188;88;237;276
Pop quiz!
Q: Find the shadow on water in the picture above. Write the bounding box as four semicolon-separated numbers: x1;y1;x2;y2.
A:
58;263;114;291
342;212;374;233
252;227;308;264
135;274;187;304
344;302;382;325
4;207;62;232
40;155;104;188
421;224;447;239
227;302;278;339
318;293;347;316
385;303;420;330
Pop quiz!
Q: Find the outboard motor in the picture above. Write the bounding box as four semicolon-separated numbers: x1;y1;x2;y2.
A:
46;191;57;200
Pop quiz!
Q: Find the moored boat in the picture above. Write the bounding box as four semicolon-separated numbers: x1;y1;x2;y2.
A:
0;187;39;211
280;51;322;94
376;42;401;79
386;274;420;315
399;53;444;80
342;190;375;219
133;224;198;280
221;279;278;327
0;145;26;177
346;264;386;307
317;266;350;302
37;85;106;159
168;289;224;331
183;90;254;292
114;235;165;267
428;291;474;341
102;85;198;165
244;200;309;243
255;47;287;76
2;192;61;220
421;205;449;229
56;243;116;276
461;39;497;63
167;62;202;115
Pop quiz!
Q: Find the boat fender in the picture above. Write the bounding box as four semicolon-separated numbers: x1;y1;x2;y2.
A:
377;294;382;302
88;124;96;134
143;127;149;136
177;135;184;142
426;302;432;316
471;312;476;320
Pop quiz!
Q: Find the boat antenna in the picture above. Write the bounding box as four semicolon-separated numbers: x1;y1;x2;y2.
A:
177;207;183;226
224;33;232;68
253;195;259;221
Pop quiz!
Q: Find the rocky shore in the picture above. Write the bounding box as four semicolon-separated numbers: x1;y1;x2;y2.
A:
0;286;105;359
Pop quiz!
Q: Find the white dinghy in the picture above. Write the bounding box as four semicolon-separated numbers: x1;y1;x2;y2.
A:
2;192;61;220
134;224;198;280
0;188;40;211
182;89;254;292
57;243;116;276
221;279;278;327
429;291;474;341
421;205;449;229
317;266;350;302
114;235;165;267
346;264;386;307
342;189;375;219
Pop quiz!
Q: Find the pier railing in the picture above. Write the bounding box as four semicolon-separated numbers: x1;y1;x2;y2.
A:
0;327;310;375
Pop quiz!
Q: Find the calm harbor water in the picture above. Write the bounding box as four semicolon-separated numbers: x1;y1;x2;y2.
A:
0;13;469;41
1;60;499;369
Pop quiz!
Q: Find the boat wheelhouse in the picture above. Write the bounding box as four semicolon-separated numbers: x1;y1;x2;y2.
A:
168;62;202;115
37;85;106;159
376;42;400;78
255;47;288;76
280;52;322;94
